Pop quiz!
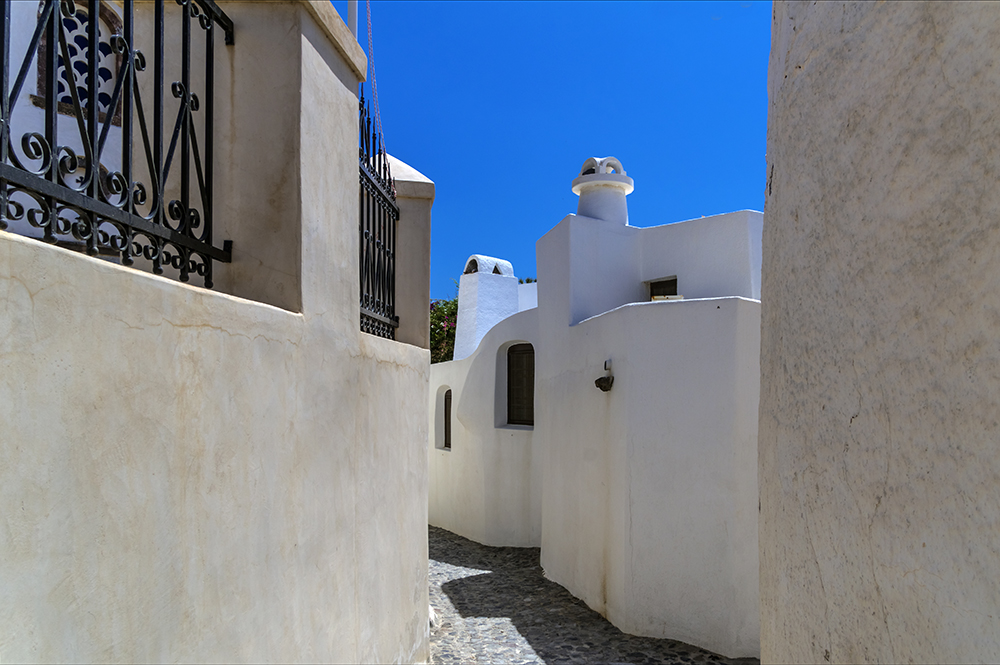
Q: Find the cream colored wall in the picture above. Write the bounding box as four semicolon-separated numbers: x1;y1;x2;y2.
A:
761;3;1000;663
390;155;435;350
0;3;430;662
209;2;306;311
0;231;429;663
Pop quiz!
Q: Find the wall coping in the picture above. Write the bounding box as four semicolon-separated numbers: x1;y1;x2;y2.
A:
300;0;367;82
389;154;435;201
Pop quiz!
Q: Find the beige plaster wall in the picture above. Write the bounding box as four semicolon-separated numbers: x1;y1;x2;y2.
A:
390;155;434;350
0;231;429;663
0;3;429;662
760;3;1000;662
209;2;305;312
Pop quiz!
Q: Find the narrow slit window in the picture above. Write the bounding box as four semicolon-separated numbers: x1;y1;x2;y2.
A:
507;344;534;426
443;389;452;449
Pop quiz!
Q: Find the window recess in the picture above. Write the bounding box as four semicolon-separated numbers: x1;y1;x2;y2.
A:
648;276;682;301
506;343;534;426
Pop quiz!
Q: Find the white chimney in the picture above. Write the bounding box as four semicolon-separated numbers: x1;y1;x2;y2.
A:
453;255;518;361
571;156;634;226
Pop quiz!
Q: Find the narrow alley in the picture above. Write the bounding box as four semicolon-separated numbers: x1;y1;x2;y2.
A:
428;527;758;665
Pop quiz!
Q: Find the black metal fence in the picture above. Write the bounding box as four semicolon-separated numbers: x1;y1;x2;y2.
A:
359;90;398;339
0;0;233;288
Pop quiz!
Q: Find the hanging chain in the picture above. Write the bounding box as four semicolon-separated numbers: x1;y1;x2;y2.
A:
365;0;385;155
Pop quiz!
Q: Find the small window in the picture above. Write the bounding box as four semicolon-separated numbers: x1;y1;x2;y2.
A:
32;1;124;126
649;277;678;301
507;343;534;426
443;389;452;449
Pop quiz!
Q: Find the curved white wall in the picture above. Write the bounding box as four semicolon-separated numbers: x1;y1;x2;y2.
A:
429;309;542;547
536;297;761;658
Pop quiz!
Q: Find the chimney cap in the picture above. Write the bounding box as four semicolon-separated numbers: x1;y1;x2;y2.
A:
463;254;514;276
571;156;634;195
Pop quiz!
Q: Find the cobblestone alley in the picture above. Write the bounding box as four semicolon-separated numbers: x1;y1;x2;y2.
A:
428;526;758;665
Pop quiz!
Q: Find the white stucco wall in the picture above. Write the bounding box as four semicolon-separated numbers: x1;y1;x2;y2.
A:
761;3;1000;663
429;179;762;656
0;4;430;662
536;210;762;327
518;282;537;311
454;268;520;361
535;295;761;660
429;309;542;547
638;210;764;301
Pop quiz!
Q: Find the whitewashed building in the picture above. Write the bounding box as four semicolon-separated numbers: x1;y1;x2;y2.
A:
429;157;763;658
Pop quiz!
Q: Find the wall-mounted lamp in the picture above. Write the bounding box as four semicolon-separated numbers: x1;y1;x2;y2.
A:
595;359;614;392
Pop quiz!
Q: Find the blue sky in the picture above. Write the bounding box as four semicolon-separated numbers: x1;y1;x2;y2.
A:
332;1;772;300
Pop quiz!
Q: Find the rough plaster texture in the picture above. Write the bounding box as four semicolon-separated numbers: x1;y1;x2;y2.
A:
0;4;430;662
0;232;429;664
760;3;1000;663
430;194;763;656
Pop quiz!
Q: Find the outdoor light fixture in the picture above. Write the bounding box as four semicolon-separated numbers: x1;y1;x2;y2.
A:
595;359;614;392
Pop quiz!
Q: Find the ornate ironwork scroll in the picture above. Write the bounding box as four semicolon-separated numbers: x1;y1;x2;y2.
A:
0;0;234;288
359;90;398;339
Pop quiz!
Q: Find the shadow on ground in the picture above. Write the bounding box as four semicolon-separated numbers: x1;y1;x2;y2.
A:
429;526;757;665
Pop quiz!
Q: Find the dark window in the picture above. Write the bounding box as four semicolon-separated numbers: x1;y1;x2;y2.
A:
650;277;678;300
443;389;452;449
507;344;534;426
32;1;125;126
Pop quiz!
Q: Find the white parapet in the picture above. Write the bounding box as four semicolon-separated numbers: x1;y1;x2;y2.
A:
518;282;537;311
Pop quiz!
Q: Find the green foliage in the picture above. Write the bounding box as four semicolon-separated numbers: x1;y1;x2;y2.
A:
518;277;536;284
430;294;459;364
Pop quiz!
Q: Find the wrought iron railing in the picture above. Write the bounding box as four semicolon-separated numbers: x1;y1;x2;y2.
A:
359;90;398;339
0;0;233;288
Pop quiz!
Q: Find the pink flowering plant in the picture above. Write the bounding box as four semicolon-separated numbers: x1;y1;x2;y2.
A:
429;294;459;364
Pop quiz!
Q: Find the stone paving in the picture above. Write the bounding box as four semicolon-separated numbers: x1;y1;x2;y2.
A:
429;526;758;665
